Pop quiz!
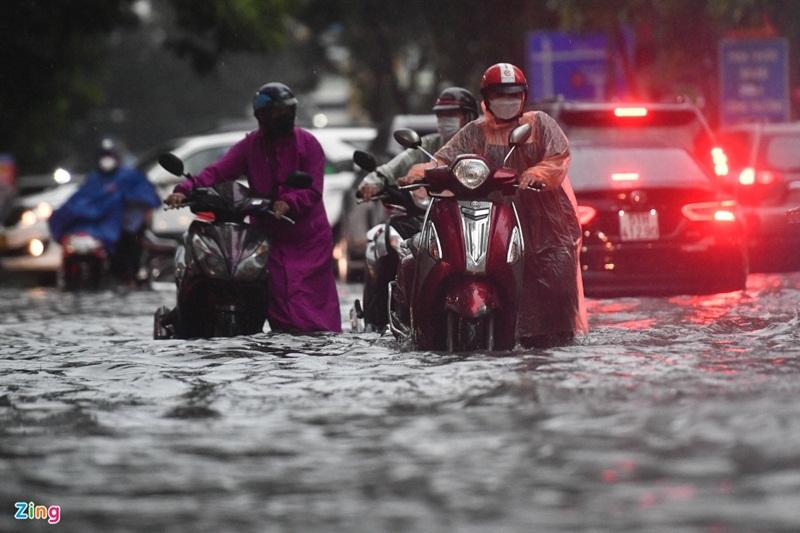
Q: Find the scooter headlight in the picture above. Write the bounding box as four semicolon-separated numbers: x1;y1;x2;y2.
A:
453;158;490;189
191;233;227;279
234;241;269;281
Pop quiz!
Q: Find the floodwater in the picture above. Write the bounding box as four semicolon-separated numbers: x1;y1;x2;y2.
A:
1;275;799;533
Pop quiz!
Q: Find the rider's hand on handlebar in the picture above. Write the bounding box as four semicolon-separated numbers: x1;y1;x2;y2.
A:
518;169;548;191
165;192;187;207
272;200;290;219
397;162;437;186
358;181;382;201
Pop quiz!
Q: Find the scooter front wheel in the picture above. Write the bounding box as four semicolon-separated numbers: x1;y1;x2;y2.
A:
445;311;495;352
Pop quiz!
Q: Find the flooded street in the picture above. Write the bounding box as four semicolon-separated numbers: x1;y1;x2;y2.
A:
1;275;800;532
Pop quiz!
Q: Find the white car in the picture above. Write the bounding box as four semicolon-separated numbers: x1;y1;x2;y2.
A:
0;127;375;277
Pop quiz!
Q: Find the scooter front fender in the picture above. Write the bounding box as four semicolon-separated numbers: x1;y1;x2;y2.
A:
444;279;500;319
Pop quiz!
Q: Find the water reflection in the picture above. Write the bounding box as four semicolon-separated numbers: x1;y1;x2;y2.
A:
0;276;799;532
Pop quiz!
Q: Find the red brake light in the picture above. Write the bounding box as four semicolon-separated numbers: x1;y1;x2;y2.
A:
614;107;648;118
756;170;778;185
738;167;781;186
739;167;755;185
682;200;737;222
576;205;597;226
611;172;639;182
711;147;729;177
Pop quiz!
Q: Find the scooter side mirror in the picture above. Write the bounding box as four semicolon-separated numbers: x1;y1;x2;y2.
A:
393;129;422;149
353;150;377;172
508;123;532;147
159;153;185;176
286;171;313;189
502;124;533;167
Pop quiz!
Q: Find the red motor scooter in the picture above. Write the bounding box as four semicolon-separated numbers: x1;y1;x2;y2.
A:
388;124;531;351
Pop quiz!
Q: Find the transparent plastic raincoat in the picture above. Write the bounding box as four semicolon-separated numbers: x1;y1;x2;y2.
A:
433;108;588;341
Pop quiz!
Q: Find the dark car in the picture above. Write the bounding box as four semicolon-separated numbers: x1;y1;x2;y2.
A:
570;142;748;297
717;122;800;272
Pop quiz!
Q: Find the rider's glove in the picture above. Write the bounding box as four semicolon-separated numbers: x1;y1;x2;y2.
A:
358;172;385;201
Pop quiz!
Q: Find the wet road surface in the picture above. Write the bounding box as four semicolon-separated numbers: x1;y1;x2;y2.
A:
1;275;800;532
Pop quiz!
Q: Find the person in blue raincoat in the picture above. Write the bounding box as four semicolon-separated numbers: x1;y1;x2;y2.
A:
49;139;161;282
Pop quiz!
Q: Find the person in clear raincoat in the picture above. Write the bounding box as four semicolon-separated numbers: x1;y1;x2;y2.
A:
401;63;588;347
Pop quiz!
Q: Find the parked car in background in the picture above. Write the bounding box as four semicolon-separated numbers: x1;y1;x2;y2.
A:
570;141;748;297
717;122;800;272
0;127;376;281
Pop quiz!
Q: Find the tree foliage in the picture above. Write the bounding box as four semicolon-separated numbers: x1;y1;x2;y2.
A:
298;0;557;126
0;0;293;172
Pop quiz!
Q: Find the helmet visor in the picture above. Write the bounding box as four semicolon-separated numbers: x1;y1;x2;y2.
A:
253;92;298;112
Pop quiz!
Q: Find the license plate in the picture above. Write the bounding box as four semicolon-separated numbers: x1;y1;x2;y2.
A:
619;210;659;241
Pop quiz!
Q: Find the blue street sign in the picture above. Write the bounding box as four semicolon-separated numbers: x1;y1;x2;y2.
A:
719;38;790;126
526;31;630;102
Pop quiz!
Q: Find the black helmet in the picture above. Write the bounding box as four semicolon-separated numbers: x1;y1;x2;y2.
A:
96;137;120;159
252;82;298;113
432;87;479;122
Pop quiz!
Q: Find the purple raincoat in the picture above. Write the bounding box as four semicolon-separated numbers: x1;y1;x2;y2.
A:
174;128;341;333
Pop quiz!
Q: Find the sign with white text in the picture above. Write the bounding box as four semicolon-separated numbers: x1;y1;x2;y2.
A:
719;38;790;126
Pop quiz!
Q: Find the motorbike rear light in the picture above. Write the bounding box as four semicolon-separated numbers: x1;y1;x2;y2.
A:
711;147;729;177
576;205;597;226
614;107;648;118
682;200;737;222
611;172;639;182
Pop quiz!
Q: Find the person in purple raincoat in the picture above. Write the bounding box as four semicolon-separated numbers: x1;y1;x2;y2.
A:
165;82;341;333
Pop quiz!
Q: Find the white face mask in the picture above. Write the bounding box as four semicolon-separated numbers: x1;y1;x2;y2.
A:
489;96;523;120
98;156;118;173
437;116;463;141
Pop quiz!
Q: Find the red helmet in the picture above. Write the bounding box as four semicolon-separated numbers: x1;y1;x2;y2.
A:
480;63;528;98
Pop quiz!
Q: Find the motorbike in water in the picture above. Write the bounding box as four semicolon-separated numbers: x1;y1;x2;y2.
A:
59;233;107;290
153;153;311;339
350;150;429;332
387;124;532;352
138;227;181;287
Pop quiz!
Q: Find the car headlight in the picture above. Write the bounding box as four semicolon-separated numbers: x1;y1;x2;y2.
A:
19;209;37;227
18;202;53;228
452;158;490;189
35;202;53;220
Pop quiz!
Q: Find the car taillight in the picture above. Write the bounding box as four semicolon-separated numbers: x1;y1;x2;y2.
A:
614;107;648;117
711;147;729;177
611;172;639;182
738;167;782;186
682;200;737;222
576;205;597;226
